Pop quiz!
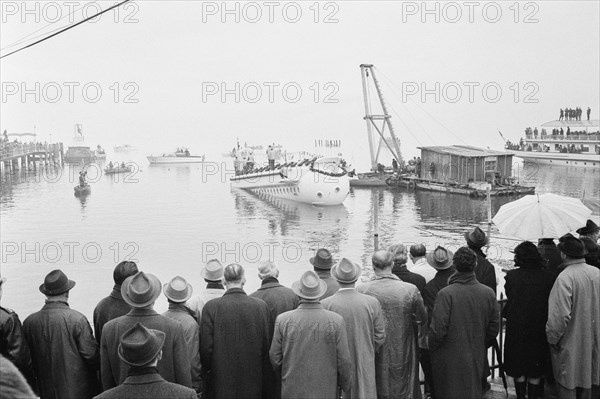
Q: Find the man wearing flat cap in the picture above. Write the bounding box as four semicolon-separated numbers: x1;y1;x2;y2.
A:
546;233;600;399
100;272;192;391
270;270;351;399
23;269;100;398
322;258;385;399
94;323;196;399
93;261;139;344
310;248;340;299
162;276;202;395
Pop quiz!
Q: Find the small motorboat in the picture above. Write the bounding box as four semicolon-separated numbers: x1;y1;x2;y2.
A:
74;184;91;196
147;147;205;164
104;165;133;175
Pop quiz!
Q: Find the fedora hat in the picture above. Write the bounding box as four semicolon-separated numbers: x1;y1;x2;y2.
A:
200;259;224;281
39;269;76;296
163;276;193;303
576;219;600;236
121;272;162;308
330;258;361;283
557;233;588;259
310;248;334;270
426;246;454;270
464;227;489;248
292;271;327;300
118;323;165;367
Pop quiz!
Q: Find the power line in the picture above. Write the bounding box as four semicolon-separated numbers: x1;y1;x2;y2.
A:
0;0;131;60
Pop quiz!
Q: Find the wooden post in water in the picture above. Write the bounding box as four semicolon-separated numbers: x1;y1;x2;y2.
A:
486;185;492;254
373;190;379;250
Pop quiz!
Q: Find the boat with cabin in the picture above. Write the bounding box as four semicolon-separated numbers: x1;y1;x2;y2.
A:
114;144;137;152
507;119;600;167
64;125;95;164
147;147;205;164
230;156;350;206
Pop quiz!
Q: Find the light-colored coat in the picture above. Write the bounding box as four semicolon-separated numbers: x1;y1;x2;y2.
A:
322;289;385;399
546;259;600;389
270;302;351;399
357;274;427;399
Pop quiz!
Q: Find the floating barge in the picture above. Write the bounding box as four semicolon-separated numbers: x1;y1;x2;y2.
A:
394;145;535;198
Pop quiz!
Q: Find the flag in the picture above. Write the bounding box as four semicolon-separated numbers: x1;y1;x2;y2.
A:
497;129;506;141
76;124;83;136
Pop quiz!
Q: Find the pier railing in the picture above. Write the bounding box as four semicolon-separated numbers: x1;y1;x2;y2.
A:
0;142;61;161
525;133;600;141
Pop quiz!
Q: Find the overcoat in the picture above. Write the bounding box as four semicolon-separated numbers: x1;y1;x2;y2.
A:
250;277;299;399
23;301;99;399
200;288;271;399
100;308;192;390
503;266;555;378
186;283;225;323
269;302;352;399
392;264;426;294
469;246;497;293
546;259;600;389
315;270;340;300
429;272;499;399
322;289;385;399
163;303;202;392
93;285;132;344
357;274;427;399
0;306;33;379
93;368;196;399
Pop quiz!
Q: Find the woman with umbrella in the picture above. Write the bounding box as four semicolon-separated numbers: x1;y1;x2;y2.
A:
503;241;556;399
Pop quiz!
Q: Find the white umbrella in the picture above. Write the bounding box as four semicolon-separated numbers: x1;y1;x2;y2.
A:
492;193;592;240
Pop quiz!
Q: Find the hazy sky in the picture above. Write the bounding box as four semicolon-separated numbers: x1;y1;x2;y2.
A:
1;0;599;170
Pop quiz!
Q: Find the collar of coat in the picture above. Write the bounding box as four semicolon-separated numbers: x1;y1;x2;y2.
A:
297;301;324;309
258;277;282;290
109;285;123;300
127;308;158;316
123;370;164;385
223;287;247;296
206;281;225;290
469;245;487;259
371;272;400;281
448;271;477;285
43;300;69;308
561;258;588;268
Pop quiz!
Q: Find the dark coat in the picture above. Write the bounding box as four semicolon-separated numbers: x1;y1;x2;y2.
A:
269;302;352;399
422;268;455;326
503;266;555;378
249;277;299;399
93;286;132;344
315;270;340;300
392;264;426;295
0;306;33;382
581;237;600;268
93;368;196;399
23;301;99;399
0;354;36;399
429;272;499;399
538;239;563;275
470;246;497;293
100;308;192;391
200;288;271;399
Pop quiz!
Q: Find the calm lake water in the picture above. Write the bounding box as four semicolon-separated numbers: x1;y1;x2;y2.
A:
1;151;599;322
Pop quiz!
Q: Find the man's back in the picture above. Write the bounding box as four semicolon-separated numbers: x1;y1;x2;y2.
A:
94;372;196;399
93;292;131;344
100;309;192;390
24;302;99;399
249;280;299;326
270;302;351;399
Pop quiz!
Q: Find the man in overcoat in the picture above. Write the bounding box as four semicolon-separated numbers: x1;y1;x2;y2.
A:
200;264;272;399
357;250;427;399
270;270;351;399
93;261;138;343
429;247;499;399
322;258;385;399
310;248;340;299
100;272;192;391
250;261;299;399
23;269;100;399
546;233;600;399
94;323;196;399
186;259;226;323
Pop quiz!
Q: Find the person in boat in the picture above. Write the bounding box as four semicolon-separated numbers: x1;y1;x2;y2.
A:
185;149;190;156
108;161;114;169
79;171;86;187
392;158;399;173
266;145;275;169
121;162;126;169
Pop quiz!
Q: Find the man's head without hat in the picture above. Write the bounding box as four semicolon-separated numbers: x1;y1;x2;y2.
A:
453;247;478;273
223;264;246;288
257;261;279;280
372;250;394;270
113;261;138;286
409;244;427;261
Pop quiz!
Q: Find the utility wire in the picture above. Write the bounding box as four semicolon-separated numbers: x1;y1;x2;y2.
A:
1;0;131;59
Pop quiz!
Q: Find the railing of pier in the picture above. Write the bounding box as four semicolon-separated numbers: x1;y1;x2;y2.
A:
0;142;58;161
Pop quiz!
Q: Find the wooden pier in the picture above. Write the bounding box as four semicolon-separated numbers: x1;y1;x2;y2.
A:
0;142;64;173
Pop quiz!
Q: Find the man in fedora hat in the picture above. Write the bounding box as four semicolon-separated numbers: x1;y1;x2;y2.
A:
0;275;33;386
100;272;192;391
162;276;202;395
270;270;351;399
23;269;100;399
322;258;385;399
310;248;339;299
250;261;299;399
93;261;139;344
546;233;600;399
200;264;272;399
357;250;426;399
421;246;455;399
429;247;499;399
94;323;196;399
464;227;497;293
577;220;600;268
186;259;226;323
